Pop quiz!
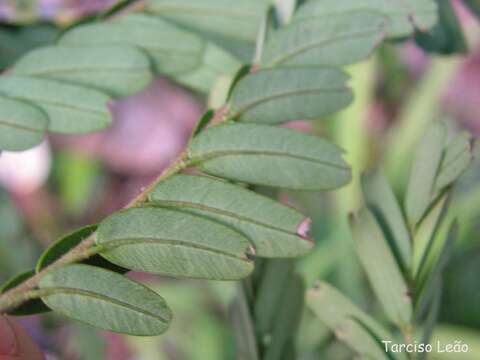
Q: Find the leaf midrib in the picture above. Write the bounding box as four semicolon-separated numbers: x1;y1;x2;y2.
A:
234;87;349;116
267;28;382;66
189;149;349;170
100;237;250;262
41;286;170;324
0;118;44;133
149;199;306;239
17;66;149;77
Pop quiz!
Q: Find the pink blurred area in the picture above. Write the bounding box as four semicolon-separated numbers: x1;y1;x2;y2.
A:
54;78;202;176
0;0;117;21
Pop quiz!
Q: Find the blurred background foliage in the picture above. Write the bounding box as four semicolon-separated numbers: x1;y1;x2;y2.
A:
1;0;480;359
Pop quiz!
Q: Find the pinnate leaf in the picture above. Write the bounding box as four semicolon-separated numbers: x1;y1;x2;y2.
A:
0;95;48;151
0;75;111;134
14;45;153;97
229;66;352;124
149;174;312;257
39;264;171;335
188;123;351;190
97;207;253;280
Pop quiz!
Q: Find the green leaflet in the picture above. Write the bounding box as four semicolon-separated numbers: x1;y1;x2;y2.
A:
261;10;386;68
0;75;111;134
229;66;352;124
361;169;411;271
1;270;51;316
294;0;438;38
434;131;472;194
146;0;268;61
59;14;203;76
148;174;312;257
36;225;128;274
59;14;240;92
0;95;48;151
351;209;412;327
307;282;396;360
14;45;153;97
39;264;171;335
96;207;253;280
405;121;447;227
188;123;351;190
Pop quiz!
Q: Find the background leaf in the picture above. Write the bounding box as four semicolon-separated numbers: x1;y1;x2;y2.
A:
362;169;411;271
351;209;412;327
415;0;467;55
405;121;447;227
434;131;472;194
262;10;386;67
293;0;438;38
307;281;394;360
146;0;268;61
